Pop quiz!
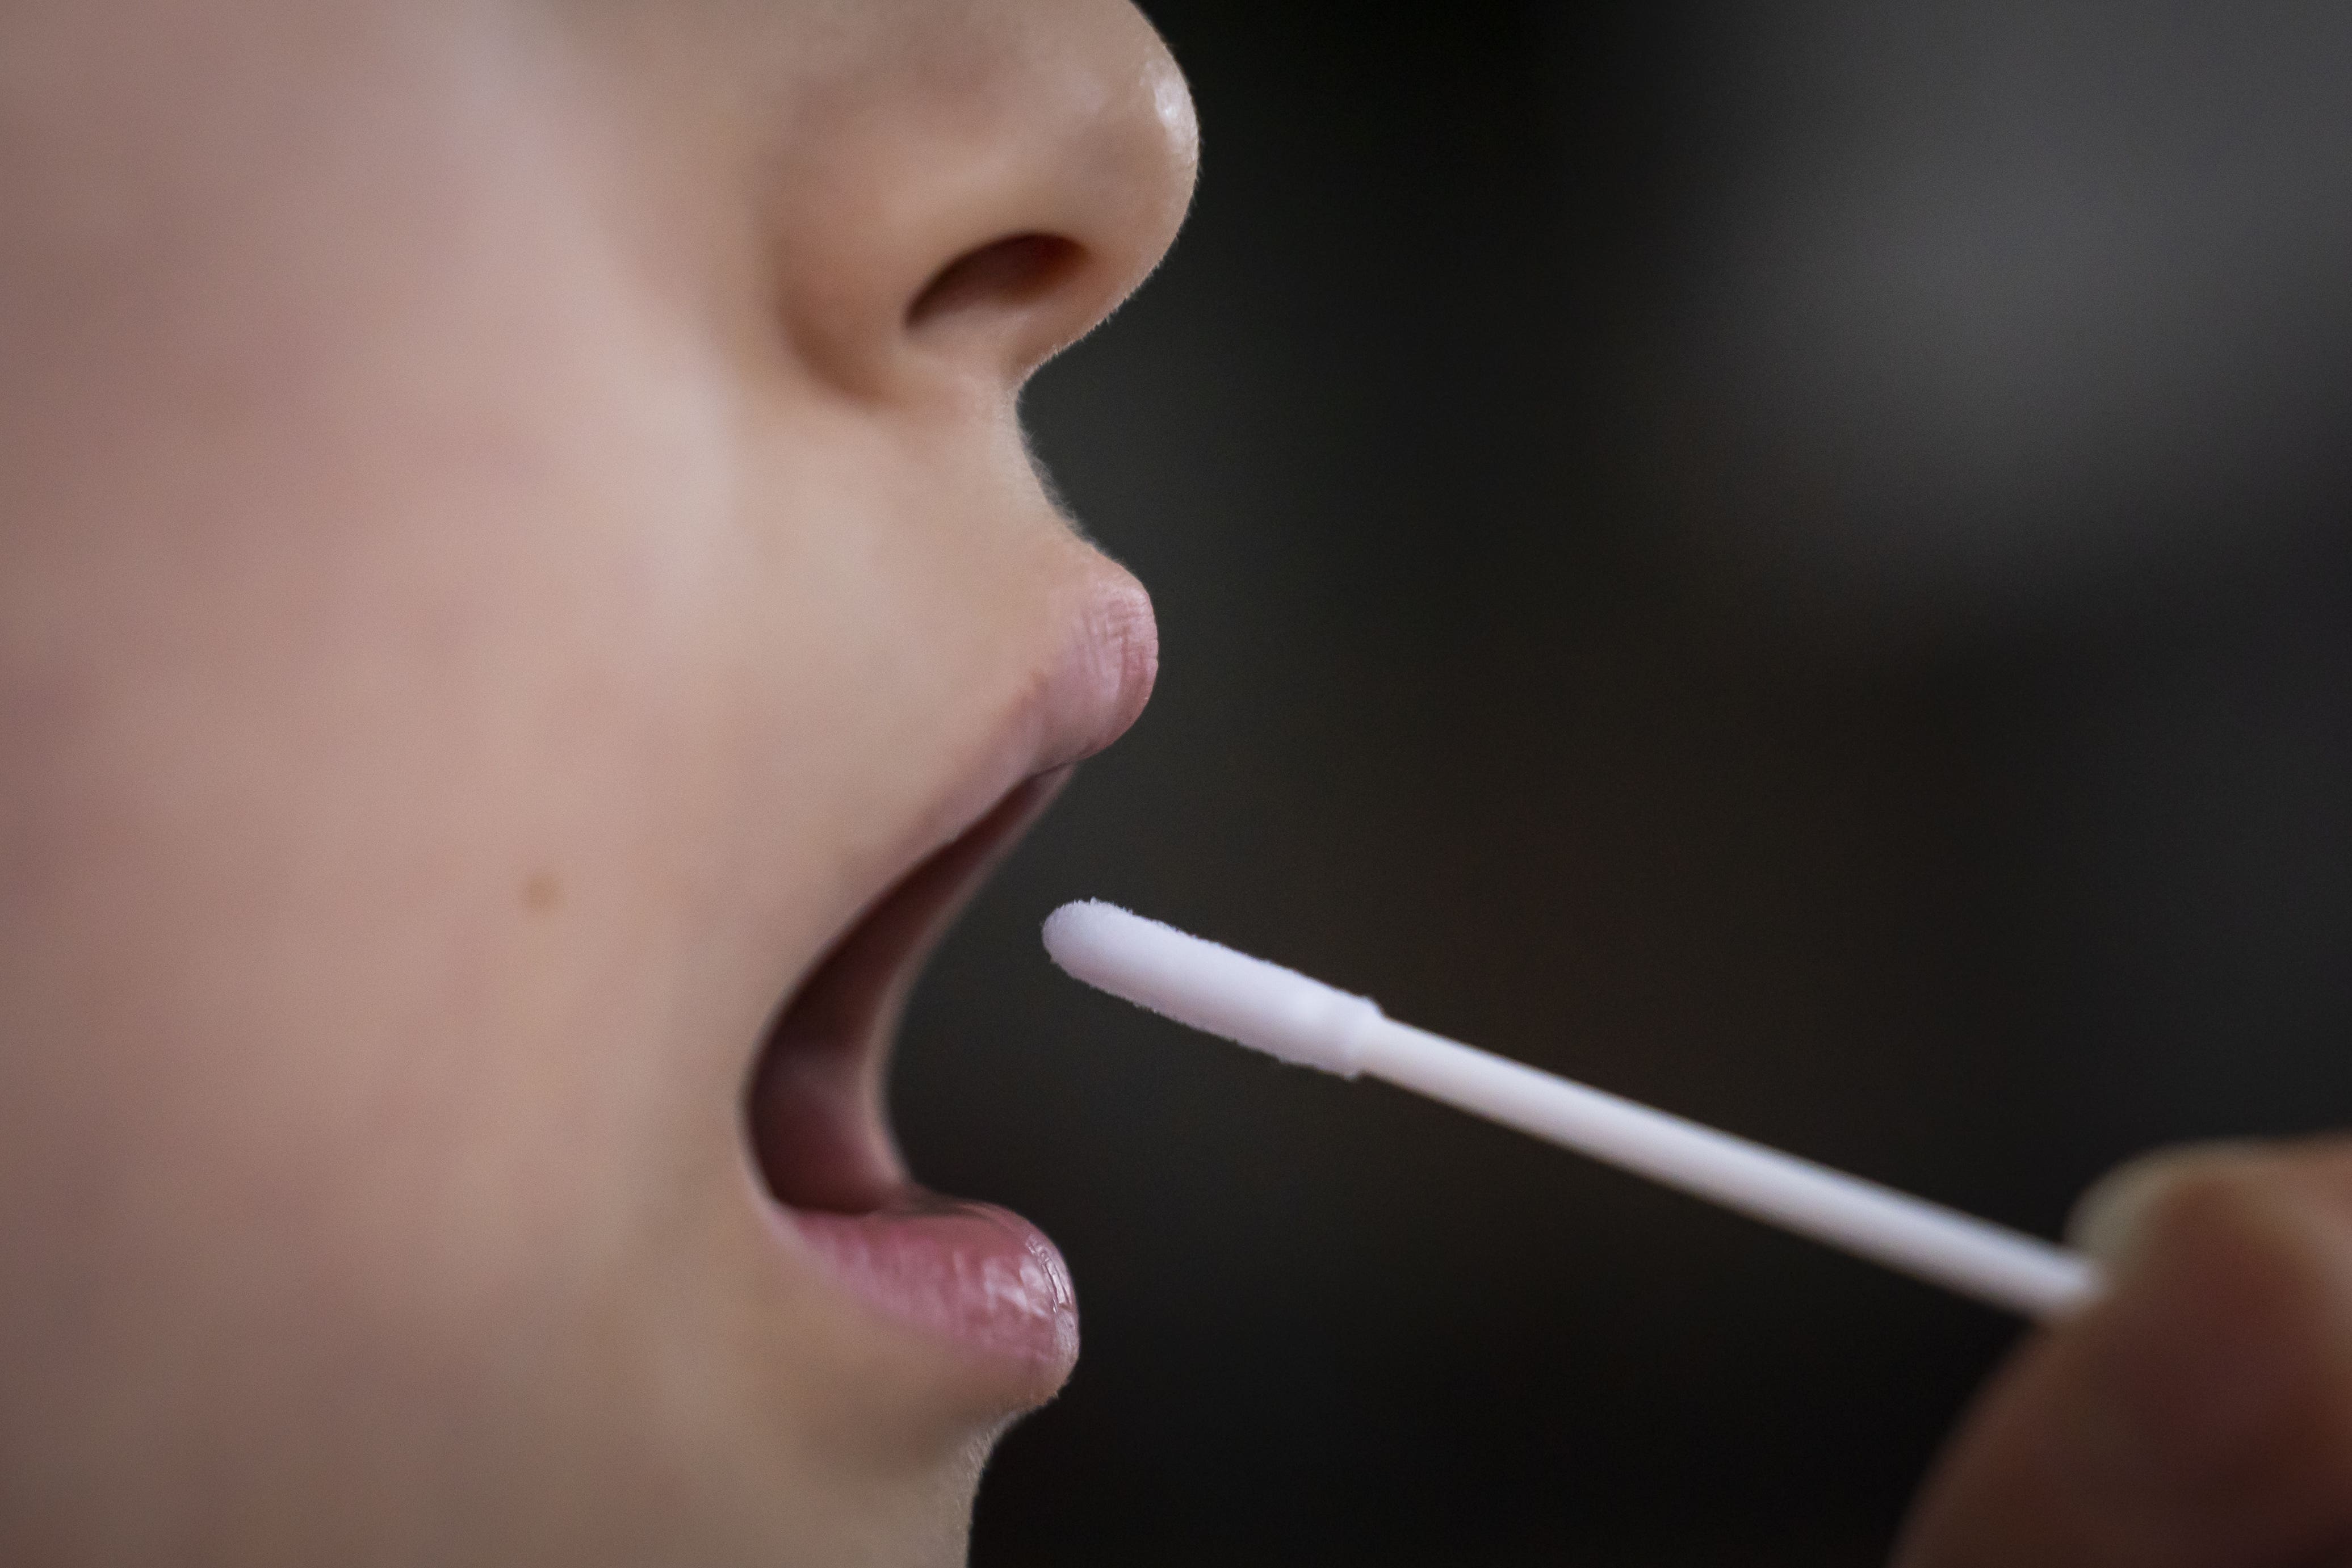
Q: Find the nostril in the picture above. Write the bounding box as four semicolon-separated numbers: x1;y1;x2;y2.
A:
906;233;1086;332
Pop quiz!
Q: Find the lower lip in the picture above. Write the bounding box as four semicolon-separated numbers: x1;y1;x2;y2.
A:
787;1196;1080;1372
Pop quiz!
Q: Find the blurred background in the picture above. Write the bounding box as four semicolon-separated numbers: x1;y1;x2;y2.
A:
894;3;2352;1562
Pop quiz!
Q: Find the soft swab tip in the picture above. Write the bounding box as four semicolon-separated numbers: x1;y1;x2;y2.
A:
1043;900;1381;1076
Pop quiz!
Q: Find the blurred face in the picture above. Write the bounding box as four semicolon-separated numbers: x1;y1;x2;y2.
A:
0;1;1193;1562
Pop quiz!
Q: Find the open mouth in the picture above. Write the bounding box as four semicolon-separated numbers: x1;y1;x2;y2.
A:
743;772;1080;1372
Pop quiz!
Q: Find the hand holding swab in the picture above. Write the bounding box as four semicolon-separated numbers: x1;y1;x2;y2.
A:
1043;900;2099;1320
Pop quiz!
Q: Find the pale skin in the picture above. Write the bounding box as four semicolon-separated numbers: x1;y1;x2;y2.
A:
0;2;2345;1564
2;1;1185;1562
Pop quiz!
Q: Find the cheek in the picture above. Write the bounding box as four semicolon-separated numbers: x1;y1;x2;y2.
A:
0;42;807;1513
0;261;948;1568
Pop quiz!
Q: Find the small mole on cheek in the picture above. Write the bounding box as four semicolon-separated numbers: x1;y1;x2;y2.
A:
522;872;563;915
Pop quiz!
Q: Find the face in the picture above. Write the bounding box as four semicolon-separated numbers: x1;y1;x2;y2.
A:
0;1;1193;1562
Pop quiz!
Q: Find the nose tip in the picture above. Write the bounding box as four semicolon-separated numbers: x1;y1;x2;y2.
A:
774;2;1198;397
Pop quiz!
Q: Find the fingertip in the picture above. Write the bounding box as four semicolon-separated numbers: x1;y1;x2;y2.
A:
2065;1142;2267;1267
2071;1156;2352;1549
1902;1148;2352;1567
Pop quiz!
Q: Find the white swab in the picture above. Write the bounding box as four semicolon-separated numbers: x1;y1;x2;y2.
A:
1043;900;2099;1320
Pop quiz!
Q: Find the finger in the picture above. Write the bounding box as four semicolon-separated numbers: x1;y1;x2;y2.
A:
1892;1142;2352;1568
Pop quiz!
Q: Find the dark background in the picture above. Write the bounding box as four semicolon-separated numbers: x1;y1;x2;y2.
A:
895;3;2352;1563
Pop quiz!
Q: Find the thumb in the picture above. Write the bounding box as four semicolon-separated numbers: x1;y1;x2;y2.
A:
1893;1142;2352;1568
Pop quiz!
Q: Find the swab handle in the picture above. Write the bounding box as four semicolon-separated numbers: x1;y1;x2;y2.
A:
1043;902;1381;1075
1360;1020;2099;1320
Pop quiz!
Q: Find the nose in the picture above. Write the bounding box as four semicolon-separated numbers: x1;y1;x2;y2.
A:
766;0;1198;400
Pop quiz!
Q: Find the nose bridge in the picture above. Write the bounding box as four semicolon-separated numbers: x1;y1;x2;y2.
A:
771;0;1197;399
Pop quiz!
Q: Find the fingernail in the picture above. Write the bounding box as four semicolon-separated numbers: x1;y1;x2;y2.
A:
2066;1143;2259;1266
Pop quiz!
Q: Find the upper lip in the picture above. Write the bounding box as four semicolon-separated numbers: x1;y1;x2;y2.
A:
743;569;1156;1217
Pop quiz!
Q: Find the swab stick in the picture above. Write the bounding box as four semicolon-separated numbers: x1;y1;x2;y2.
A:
1043;900;2098;1320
